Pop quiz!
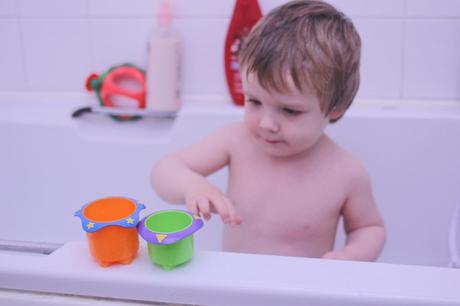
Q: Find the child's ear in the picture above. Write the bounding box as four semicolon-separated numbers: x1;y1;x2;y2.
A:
327;108;344;121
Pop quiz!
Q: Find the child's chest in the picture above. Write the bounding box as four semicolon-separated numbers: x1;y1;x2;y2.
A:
228;154;347;239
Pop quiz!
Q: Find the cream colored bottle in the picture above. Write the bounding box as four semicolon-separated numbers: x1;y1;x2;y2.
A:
146;0;181;112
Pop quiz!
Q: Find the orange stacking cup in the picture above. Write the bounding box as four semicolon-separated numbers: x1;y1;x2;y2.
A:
75;197;145;267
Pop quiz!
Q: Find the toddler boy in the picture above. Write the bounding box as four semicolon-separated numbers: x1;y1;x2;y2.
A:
151;0;385;261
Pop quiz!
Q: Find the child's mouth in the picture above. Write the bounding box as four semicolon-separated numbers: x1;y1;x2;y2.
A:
264;139;281;144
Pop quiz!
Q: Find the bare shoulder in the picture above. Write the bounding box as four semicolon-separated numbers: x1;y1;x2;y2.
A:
211;121;246;139
181;121;248;159
192;121;242;147
165;122;247;176
326;137;372;188
209;121;249;151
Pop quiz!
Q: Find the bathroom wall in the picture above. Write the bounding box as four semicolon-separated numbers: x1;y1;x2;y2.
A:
0;0;459;104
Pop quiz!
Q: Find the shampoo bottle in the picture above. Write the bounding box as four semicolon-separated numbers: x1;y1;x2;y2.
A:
224;0;262;106
146;0;181;112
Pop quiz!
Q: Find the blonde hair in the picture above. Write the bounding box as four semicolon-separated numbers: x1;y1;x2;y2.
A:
239;0;361;122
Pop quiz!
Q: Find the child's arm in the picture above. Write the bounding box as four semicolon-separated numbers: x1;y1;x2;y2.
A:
322;164;385;261
151;124;242;226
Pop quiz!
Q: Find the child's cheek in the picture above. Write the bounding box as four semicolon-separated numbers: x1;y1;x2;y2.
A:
244;111;258;131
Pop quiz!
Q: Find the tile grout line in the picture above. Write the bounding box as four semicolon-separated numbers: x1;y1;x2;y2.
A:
16;0;29;90
85;0;95;72
400;0;407;99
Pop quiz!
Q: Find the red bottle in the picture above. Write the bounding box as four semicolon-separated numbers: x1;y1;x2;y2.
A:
224;0;262;106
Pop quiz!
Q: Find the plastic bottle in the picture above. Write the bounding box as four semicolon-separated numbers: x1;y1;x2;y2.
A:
146;0;181;112
224;0;262;106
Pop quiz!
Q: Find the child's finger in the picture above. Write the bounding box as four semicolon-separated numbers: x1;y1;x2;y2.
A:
196;197;211;220
186;200;199;215
222;197;242;226
322;251;341;260
208;195;230;224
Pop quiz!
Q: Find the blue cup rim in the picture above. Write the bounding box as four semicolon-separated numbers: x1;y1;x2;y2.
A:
74;196;145;233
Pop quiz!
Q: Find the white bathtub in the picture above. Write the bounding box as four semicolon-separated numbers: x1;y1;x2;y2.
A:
1;97;460;305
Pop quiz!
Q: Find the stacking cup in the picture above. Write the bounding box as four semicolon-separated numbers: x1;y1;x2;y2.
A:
137;210;203;270
75;197;145;267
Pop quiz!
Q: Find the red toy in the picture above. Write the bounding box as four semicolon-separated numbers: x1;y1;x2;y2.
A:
86;64;146;121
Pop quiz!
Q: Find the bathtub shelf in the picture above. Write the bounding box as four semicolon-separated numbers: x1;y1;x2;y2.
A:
0;239;61;255
71;106;177;120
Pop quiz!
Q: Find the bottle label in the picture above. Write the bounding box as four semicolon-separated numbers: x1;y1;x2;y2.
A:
229;29;250;95
230;37;242;94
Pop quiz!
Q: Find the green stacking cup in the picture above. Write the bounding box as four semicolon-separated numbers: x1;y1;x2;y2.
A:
137;210;204;270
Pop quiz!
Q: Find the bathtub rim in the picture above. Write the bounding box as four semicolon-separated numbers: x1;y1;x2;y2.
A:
0;240;459;306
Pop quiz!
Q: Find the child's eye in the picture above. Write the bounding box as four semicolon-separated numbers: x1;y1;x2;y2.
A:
282;108;302;116
246;99;261;107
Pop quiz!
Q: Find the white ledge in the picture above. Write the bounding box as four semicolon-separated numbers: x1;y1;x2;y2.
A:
1;94;460;127
1;241;460;306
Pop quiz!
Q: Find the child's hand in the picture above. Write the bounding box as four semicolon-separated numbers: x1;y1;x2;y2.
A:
322;249;351;261
184;180;242;227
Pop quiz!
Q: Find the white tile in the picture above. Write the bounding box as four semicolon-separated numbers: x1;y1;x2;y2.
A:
354;18;404;99
90;0;235;18
21;18;92;90
252;0;406;19
89;0;156;17
19;0;88;17
0;18;26;89
259;0;287;13
260;0;405;18
92;17;230;96
0;0;18;16
403;20;460;100
406;0;460;18
175;18;228;96
90;18;151;71
174;0;234;17
328;0;405;17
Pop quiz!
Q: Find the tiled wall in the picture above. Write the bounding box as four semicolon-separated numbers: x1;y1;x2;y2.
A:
0;0;459;102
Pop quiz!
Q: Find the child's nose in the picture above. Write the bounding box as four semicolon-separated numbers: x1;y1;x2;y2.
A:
259;112;280;132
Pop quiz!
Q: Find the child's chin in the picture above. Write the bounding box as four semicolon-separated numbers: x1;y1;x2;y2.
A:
262;145;313;159
260;146;295;158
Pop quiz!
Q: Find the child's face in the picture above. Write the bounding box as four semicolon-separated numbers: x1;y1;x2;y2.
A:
242;71;331;158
